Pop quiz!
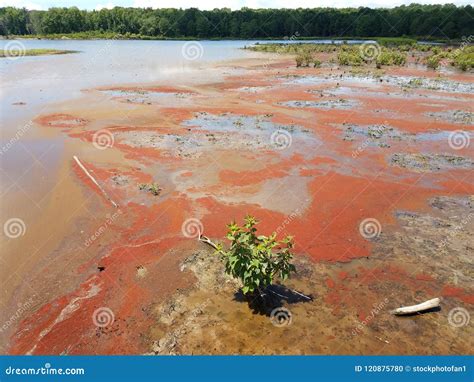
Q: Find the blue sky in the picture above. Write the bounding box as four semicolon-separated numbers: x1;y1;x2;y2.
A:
1;0;472;10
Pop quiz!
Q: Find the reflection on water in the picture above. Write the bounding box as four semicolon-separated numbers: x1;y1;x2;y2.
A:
0;39;261;133
0;40;257;238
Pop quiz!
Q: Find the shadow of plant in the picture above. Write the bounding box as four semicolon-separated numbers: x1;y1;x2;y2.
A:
233;284;313;316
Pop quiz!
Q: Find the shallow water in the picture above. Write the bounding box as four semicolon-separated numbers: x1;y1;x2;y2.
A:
0;40;261;135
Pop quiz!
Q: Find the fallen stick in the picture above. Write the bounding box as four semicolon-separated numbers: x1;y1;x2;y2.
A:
390;297;441;316
73;155;118;208
266;289;289;300
266;288;312;301
198;235;219;250
291;289;312;301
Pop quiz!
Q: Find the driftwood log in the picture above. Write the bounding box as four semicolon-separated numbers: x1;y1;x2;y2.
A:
391;297;441;316
73;155;118;208
198;235;218;250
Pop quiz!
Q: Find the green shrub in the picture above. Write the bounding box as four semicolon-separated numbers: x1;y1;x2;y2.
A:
375;49;407;66
295;54;304;67
295;50;313;67
313;59;322;67
138;182;161;196
452;47;474;71
416;44;434;52
426;54;440;69
215;215;296;296
337;51;363;66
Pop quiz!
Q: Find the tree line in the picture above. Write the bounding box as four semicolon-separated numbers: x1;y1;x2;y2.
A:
0;4;472;39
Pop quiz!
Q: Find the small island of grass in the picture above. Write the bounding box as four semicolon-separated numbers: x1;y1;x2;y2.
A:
0;48;79;58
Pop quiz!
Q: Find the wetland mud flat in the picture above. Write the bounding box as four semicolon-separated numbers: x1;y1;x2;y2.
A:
2;48;473;355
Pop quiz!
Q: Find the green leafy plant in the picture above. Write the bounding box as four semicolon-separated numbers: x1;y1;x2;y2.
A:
337;50;363;66
215;215;296;296
375;49;407;66
295;50;313;67
426;54;440;69
138;182;162;196
452;46;474;71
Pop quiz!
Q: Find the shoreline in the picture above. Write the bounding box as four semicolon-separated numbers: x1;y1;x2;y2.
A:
2;35;453;44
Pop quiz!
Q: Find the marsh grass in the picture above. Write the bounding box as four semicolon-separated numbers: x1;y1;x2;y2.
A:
249;42;473;71
0;48;79;57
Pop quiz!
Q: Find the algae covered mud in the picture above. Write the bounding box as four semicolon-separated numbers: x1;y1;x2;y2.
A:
0;39;472;355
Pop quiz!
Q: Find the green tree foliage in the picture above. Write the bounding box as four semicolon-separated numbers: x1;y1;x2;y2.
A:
0;5;472;39
215;215;296;295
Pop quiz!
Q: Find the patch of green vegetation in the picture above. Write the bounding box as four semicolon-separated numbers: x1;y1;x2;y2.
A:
295;50;313;67
215;215;296;296
138;182;162;196
249;42;337;55
415;44;435;52
452;46;474;71
426;54;441;69
376;37;416;47
376;49;407;67
0;48;78;57
251;42;471;71
337;45;364;66
407;78;424;87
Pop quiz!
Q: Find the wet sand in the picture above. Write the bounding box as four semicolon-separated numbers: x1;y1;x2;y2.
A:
2;52;473;355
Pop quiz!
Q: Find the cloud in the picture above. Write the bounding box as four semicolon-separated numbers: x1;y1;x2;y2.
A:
95;1;116;10
0;0;44;9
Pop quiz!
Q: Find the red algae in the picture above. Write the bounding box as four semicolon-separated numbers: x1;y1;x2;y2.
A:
35;113;88;129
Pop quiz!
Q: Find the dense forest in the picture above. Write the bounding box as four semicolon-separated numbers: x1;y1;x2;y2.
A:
0;4;472;39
